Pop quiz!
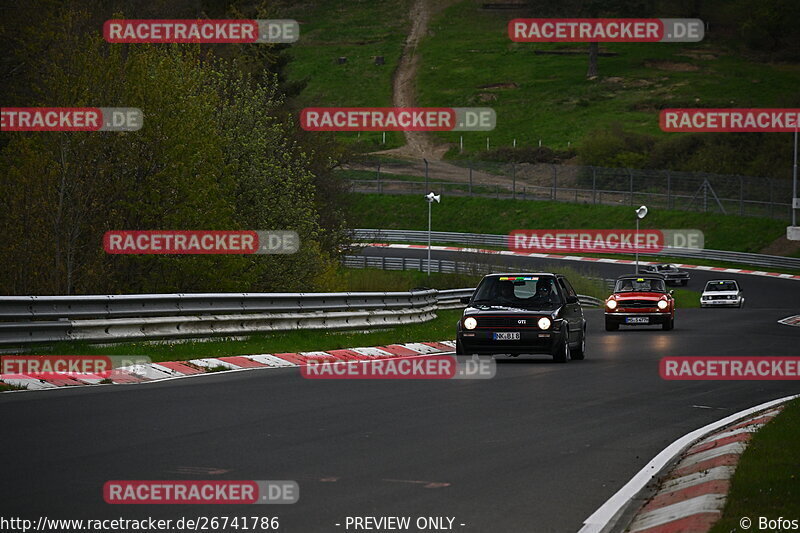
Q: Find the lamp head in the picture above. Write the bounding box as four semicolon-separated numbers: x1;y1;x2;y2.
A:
636;205;648;219
425;192;441;203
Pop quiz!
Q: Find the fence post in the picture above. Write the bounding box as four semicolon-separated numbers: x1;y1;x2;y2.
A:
592;166;597;204
496;184;500;199
378;161;383;194
769;179;774;218
381;255;385;270
523;186;526;201
629;169;634;206
666;170;671;209
469;166;473;196
512;163;516;200
739;176;744;216
552;165;557;200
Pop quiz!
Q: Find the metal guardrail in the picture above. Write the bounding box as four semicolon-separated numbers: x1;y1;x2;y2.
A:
352;229;800;271
0;291;439;346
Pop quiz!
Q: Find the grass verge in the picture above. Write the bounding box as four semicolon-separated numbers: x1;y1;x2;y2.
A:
709;399;800;532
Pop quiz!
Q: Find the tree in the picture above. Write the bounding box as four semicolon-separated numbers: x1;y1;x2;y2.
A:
525;0;657;79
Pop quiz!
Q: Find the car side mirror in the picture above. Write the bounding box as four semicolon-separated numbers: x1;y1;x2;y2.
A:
566;295;578;304
460;296;471;304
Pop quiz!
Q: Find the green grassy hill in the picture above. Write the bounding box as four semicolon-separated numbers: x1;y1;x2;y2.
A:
278;0;799;155
418;1;800;151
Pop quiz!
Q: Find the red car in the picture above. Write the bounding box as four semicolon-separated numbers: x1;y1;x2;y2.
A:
604;274;675;331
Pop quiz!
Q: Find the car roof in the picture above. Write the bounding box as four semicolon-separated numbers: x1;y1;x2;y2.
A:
485;272;557;277
705;279;738;284
616;273;665;280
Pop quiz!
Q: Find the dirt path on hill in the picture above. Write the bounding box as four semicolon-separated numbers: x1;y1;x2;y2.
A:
371;0;455;160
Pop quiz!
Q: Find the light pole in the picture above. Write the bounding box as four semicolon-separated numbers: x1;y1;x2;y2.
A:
793;129;797;228
425;191;441;276
788;129;799;241
635;205;648;273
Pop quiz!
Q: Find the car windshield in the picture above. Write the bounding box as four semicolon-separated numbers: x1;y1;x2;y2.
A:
705;281;738;292
472;275;563;310
615;277;666;293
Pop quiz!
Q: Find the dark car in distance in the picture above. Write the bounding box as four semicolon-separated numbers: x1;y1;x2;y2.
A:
456;273;586;363
638;263;690;286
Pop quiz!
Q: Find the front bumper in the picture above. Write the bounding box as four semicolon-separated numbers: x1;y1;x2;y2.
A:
664;276;689;285
701;297;742;307
457;329;562;355
605;312;672;325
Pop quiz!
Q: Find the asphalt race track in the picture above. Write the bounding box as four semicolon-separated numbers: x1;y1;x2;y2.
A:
362;245;800;309
2;249;799;532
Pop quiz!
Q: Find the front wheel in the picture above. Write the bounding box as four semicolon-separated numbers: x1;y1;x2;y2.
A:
456;339;466;355
680;280;688;286
605;319;619;331
662;317;674;331
571;328;586;360
552;331;570;363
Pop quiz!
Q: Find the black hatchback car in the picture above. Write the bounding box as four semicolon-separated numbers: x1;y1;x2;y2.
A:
456;273;586;362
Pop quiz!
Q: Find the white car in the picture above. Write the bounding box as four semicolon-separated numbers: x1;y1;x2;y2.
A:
701;280;744;308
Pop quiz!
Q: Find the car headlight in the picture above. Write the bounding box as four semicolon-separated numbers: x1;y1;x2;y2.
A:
463;317;477;330
537;317;551;330
606;299;617;310
657;299;668;310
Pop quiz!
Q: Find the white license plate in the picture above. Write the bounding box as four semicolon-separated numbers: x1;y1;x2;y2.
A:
493;332;521;340
625;317;649;324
